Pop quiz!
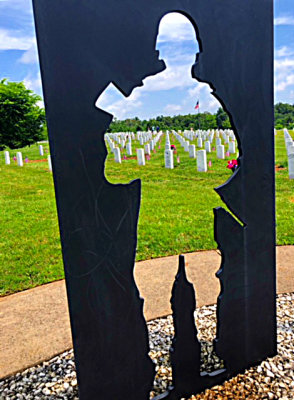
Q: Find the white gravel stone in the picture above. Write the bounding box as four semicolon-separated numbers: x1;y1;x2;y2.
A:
0;293;293;399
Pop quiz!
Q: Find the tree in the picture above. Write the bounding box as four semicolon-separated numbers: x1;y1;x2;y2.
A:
0;79;46;149
274;102;294;130
216;107;231;129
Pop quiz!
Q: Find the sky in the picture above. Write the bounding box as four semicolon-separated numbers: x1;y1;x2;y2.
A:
0;0;294;120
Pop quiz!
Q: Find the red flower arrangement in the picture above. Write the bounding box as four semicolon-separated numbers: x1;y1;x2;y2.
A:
171;144;177;154
227;159;238;172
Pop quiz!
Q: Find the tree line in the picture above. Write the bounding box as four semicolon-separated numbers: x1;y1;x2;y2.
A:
108;107;231;133
109;103;294;133
0;79;293;150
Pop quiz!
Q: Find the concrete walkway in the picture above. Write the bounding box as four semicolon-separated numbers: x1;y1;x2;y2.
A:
0;246;293;380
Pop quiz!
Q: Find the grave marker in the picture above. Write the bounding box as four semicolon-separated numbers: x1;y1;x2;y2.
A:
189;144;196;158
289;153;294;179
217;145;225;159
126;142;132;155
229;141;236;154
4;151;10;165
16;152;23;167
197;150;207;172
165;149;174;169
39;145;44;156
113;147;122;163
288;144;294;156
48;155;52;171
144;144;151;155
137;148;145;166
205;141;211;153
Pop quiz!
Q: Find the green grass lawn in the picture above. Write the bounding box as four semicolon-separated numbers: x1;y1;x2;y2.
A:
0;131;293;296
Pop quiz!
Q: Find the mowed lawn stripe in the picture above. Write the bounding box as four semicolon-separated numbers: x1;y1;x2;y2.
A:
0;130;293;296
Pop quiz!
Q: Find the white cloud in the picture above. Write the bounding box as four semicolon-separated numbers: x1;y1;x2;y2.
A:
275;46;294;58
274;15;294;26
159;44;197;66
157;13;196;43
276;74;294;91
96;61;220;118
188;82;209;98
274;55;294;94
96;83;143;119
141;64;194;92
164;104;182;114
0;28;34;50
23;73;42;94
188;83;220;113
275;57;294;70
19;43;38;64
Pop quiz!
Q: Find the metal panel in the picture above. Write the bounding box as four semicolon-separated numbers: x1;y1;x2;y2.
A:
32;1;275;398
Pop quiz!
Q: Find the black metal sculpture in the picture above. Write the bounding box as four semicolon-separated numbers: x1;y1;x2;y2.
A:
32;0;276;399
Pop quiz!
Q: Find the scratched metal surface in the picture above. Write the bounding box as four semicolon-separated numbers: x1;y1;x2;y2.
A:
32;1;275;399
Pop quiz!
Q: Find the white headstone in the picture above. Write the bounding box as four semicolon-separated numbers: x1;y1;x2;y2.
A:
229;141;236;154
216;138;222;146
189;144;196;158
110;141;115;152
39;145;44;156
204;141;211;153
286;139;293;150
217;145;225;159
197;138;203;148
144;144;151;155
48;155;52;171
288;144;294;156
184;141;190;152
137;148;145;166
126;142;132;155
16;152;23;167
197;150;207;172
289;153;294;179
4;151;10;165
150;140;154;151
165;149;174;169
113;147;122;163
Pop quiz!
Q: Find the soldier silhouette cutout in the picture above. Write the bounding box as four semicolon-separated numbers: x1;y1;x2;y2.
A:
33;1;275;399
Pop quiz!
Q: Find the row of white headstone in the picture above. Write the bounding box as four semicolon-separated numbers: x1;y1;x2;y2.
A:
105;129;237;170
3;149;52;171
170;130;236;171
174;130;236;156
164;134;208;171
105;131;163;165
284;128;294;179
182;128;235;144
164;130;235;171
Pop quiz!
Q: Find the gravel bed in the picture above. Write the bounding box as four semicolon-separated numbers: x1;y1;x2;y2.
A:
1;293;293;400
